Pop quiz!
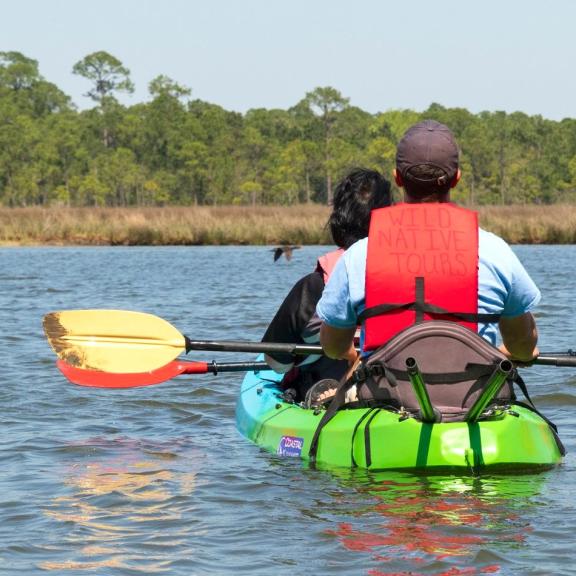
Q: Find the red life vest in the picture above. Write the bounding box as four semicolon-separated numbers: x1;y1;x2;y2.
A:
316;248;344;284
362;203;479;351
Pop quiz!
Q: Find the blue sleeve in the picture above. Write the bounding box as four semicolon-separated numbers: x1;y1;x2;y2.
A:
479;231;541;319
316;255;358;328
501;248;541;317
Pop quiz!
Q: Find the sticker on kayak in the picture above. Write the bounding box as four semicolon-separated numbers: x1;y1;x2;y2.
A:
277;436;304;457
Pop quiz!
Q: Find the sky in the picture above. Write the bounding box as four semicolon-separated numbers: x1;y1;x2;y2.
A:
3;0;576;120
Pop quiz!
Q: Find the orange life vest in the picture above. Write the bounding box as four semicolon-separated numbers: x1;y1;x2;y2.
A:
361;203;480;351
316;248;344;284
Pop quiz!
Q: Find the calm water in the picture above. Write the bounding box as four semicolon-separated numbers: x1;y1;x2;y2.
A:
1;245;576;576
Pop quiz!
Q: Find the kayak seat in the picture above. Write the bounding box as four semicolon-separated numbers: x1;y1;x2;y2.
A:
354;321;515;423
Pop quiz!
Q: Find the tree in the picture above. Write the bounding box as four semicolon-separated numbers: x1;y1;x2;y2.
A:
96;147;146;206
41;111;87;204
301;87;350;204
0;100;40;205
72;51;134;105
149;75;191;100
0;51;70;116
72;52;134;149
133;76;192;175
187;100;244;205
273;140;321;203
0;51;40;91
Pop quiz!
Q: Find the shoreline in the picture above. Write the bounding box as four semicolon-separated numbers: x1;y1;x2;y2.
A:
1;204;576;246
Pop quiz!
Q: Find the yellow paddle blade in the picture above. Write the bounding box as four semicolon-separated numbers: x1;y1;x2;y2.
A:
42;310;186;373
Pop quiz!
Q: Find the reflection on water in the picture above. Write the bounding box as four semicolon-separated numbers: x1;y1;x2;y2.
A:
323;472;546;575
39;437;201;573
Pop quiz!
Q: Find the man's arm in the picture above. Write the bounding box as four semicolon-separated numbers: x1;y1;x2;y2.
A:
320;323;357;362
498;312;539;362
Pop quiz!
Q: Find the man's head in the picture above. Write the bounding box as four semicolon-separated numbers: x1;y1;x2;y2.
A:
394;120;461;202
329;168;392;249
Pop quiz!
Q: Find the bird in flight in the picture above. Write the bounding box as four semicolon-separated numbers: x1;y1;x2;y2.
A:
272;245;301;262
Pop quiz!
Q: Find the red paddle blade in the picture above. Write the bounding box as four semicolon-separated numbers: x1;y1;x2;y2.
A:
56;359;208;388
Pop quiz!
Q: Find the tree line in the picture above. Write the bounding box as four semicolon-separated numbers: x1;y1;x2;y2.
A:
1;50;576;208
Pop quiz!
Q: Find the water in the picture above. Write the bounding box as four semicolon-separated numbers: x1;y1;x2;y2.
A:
1;245;576;575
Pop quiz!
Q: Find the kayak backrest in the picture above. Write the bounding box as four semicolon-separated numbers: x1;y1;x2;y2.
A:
357;320;514;422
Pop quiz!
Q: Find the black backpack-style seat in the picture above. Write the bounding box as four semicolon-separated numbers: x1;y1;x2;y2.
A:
354;320;514;422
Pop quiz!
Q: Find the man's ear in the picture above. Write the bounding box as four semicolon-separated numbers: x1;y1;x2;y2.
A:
393;169;403;187
450;168;462;188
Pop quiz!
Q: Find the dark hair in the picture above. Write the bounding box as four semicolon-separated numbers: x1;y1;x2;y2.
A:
328;168;392;249
402;164;452;202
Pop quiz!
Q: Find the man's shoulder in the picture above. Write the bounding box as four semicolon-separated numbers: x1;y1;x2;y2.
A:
478;228;514;258
478;228;536;291
479;227;508;245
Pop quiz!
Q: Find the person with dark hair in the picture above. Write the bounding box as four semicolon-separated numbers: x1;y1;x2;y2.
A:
261;168;392;401
327;169;391;249
317;120;541;371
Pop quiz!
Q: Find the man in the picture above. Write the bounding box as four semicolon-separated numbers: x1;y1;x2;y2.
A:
316;120;540;365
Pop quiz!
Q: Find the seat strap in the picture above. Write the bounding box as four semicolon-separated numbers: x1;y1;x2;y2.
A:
309;375;357;463
357;362;497;385
350;408;378;468
364;409;382;468
513;374;566;456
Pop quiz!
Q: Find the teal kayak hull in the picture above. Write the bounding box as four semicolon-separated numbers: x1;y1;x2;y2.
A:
235;366;563;473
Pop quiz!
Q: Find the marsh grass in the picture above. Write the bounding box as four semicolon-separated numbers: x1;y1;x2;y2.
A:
0;205;333;246
478;205;576;244
1;204;575;246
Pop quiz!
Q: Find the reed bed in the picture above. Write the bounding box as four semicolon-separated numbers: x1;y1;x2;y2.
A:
478;205;576;244
0;204;575;246
0;205;332;246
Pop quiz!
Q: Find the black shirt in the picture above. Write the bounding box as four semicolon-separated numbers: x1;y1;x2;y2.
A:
261;271;325;367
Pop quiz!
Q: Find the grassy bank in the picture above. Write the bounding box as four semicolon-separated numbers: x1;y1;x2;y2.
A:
1;204;575;246
477;205;576;244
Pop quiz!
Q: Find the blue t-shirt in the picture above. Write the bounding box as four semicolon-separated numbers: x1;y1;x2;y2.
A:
316;228;541;349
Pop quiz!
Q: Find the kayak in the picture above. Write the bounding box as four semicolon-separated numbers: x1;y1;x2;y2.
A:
235;363;564;473
38;307;569;473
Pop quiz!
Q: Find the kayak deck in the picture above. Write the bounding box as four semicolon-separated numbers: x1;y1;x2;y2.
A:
236;366;563;473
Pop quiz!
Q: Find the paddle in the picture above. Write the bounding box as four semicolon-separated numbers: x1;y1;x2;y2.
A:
42;309;334;373
43;309;576;374
57;359;270;388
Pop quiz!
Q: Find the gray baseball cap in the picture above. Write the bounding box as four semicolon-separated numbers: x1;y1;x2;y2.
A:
396;120;459;183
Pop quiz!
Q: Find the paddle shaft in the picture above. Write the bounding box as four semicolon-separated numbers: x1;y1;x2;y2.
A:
185;338;576;367
531;356;576;367
183;360;270;374
185;338;360;356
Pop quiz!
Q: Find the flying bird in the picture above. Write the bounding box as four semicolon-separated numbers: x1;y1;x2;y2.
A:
272;245;301;262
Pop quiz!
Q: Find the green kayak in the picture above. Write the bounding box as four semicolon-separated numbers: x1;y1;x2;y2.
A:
236;364;563;473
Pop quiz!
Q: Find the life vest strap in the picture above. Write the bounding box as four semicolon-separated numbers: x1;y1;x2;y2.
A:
358;301;500;325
